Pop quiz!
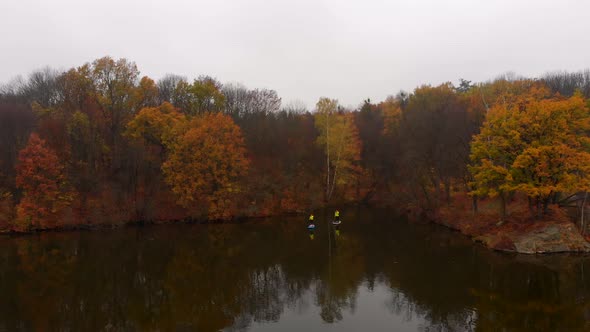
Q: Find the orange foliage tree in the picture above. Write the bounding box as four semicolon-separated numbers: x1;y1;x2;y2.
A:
470;90;590;218
15;133;72;231
134;76;160;109
162;113;250;220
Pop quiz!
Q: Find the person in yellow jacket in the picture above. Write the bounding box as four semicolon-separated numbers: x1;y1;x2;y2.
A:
334;210;340;222
308;213;316;237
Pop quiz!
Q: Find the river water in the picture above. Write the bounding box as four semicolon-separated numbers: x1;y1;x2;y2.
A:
0;208;589;331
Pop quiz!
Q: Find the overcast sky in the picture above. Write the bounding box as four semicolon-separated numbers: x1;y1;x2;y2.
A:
1;0;589;108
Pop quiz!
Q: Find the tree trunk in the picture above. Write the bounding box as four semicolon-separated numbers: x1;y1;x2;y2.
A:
328;127;345;201
542;197;550;216
500;192;506;221
443;178;451;205
431;174;440;202
581;192;588;235
552;192;559;204
355;176;361;202
420;181;432;209
325;109;330;202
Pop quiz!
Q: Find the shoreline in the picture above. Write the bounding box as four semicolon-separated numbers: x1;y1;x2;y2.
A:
0;206;347;236
0;214;280;236
5;200;590;256
427;200;590;254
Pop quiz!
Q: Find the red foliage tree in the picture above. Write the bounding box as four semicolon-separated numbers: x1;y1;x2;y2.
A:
15;133;72;231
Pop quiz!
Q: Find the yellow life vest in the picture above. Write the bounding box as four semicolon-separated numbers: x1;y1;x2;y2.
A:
309;215;314;221
335;210;340;217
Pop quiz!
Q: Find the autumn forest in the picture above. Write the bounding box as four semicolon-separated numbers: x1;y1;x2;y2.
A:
2;56;590;233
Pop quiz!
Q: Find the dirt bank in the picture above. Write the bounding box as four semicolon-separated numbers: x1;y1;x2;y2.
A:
431;198;590;254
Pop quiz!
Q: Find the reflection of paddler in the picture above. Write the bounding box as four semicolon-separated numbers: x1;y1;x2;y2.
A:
335;229;340;237
308;224;315;240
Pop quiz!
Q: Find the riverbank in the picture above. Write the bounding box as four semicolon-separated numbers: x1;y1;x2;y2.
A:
0;205;322;236
0;213;276;235
5;192;590;256
428;194;590;254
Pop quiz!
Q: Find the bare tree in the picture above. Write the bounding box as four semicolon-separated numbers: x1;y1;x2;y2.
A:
223;83;250;117
542;70;590;97
282;100;308;114
223;83;281;117
23;67;63;107
0;68;63;107
157;74;186;104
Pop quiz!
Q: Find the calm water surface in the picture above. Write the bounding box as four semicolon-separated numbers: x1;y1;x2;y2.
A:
1;208;589;331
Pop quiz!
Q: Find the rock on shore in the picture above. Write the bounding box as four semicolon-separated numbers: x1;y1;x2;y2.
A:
431;202;590;254
475;222;590;254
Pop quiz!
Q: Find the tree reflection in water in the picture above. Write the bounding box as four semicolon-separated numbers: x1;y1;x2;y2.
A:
0;208;589;331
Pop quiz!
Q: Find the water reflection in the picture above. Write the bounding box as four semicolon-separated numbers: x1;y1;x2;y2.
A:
0;208;589;331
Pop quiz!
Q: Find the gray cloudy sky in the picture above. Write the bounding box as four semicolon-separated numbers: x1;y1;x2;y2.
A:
1;0;589;108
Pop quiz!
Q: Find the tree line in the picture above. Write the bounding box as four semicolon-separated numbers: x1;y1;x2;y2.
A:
1;56;590;231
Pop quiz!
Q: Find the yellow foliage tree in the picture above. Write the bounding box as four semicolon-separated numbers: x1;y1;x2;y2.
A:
126;102;186;150
314;98;362;201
